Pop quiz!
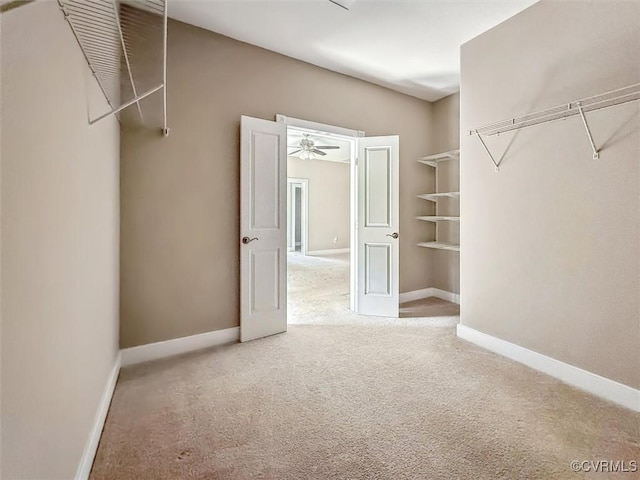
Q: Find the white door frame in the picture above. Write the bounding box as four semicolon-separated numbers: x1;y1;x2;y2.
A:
277;115;364;312
287;178;308;256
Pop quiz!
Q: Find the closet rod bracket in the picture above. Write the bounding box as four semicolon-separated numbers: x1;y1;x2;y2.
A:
576;102;599;159
474;130;501;172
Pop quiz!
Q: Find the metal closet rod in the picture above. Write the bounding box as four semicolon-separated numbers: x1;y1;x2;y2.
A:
470;83;640;136
469;82;640;170
58;0;169;136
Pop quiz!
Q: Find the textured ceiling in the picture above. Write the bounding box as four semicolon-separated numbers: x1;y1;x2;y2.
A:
169;0;538;102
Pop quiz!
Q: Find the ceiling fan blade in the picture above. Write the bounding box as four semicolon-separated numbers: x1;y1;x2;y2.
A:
316;146;340;149
312;149;327;156
288;149;302;155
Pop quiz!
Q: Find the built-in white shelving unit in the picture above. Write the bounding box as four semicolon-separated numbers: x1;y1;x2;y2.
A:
416;216;460;222
417;150;460;167
417;192;460;201
416;241;460;252
416;149;460;251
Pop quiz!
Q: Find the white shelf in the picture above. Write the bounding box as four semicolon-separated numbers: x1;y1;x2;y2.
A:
416;216;460;222
417;149;460;167
417;242;460;252
416;148;460;252
417;192;460;201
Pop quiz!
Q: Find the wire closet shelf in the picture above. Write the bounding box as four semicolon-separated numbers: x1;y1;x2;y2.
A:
469;83;640;170
58;0;169;136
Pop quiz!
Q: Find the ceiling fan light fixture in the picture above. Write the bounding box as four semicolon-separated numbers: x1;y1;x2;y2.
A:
289;133;341;161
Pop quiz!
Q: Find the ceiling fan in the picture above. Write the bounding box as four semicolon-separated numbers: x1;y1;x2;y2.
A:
288;134;340;158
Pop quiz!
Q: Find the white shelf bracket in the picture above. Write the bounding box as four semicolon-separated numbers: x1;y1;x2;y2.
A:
161;0;169;137
469;84;640;167
474;130;501;172
58;0;169;136
576;102;599;159
112;0;143;124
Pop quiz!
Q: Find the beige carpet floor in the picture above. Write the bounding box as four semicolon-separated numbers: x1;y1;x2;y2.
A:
288;253;459;327
91;325;639;480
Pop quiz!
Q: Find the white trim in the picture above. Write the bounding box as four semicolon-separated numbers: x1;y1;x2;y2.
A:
307;248;350;256
350;134;357;312
399;287;460;305
75;328;241;477
276;114;365;138
400;288;433;303
75;352;121;480
121;327;240;367
432;288;460;304
456;324;640;412
278;115;360;313
287;178;309;256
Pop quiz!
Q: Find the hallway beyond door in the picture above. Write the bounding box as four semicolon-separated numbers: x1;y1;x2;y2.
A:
287;253;459;327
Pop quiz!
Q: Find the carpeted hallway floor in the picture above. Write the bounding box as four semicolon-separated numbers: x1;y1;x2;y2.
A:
288;253;459;327
91;326;638;480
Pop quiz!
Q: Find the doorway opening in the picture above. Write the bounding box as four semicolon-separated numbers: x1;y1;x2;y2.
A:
285;124;355;324
239;114;402;340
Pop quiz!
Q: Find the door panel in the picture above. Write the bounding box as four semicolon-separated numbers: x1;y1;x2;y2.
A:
365;243;391;295
251;249;280;312
357;136;399;317
250;132;280;229
241;116;287;342
365;147;392;227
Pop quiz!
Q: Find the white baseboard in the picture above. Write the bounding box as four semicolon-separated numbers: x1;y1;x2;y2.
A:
399;288;433;303
75;328;240;476
307;248;350;256
399;287;460;305
432;288;460;304
456;324;640;412
75;352;121;480
121;327;240;367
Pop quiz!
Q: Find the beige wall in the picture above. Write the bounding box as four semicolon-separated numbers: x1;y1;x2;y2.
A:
1;2;120;478
433;93;460;155
431;93;460;294
287;157;350;252
120;20;435;348
460;1;639;388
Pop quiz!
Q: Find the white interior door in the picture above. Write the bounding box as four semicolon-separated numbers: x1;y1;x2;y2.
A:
356;136;399;317
240;116;287;342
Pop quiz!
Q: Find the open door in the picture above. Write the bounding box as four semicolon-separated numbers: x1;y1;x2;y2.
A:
240;116;287;342
356;136;400;317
